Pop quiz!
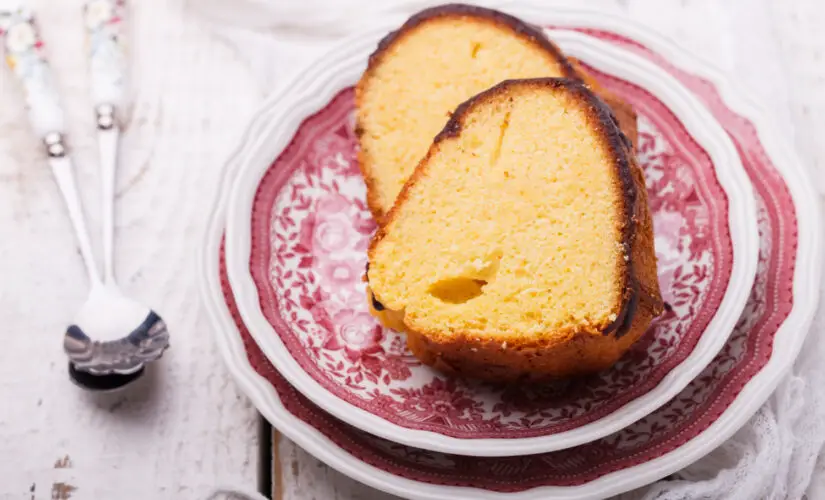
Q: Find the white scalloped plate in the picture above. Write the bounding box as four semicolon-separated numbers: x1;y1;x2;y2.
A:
221;20;759;456
200;6;820;497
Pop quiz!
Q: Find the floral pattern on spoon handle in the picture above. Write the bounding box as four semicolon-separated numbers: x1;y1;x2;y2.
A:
84;0;126;109
0;7;65;138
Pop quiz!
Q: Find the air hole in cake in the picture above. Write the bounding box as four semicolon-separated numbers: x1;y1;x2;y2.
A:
428;251;502;304
428;277;488;304
470;42;482;58
490;111;511;166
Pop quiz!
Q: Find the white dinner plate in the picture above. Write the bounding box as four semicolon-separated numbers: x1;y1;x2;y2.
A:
220;16;758;456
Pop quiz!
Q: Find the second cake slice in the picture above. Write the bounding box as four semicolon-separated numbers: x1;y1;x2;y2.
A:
356;4;638;223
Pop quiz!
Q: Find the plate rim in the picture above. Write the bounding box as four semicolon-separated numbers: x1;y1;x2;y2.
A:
199;7;821;499
221;23;760;455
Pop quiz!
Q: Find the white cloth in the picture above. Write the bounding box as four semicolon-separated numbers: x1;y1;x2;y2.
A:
189;0;825;499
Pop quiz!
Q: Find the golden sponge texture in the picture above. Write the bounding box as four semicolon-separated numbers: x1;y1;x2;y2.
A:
367;78;663;381
356;4;639;223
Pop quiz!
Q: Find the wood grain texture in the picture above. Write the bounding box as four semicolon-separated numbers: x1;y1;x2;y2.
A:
271;429;399;500
0;0;261;498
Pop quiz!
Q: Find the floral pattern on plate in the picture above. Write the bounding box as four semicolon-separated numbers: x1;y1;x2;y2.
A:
217;40;797;488
247;70;734;439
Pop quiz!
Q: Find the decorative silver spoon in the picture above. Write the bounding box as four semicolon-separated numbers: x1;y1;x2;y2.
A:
1;4;169;390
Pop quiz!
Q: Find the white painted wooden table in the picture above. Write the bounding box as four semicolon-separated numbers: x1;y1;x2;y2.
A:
1;0;823;499
0;0;261;497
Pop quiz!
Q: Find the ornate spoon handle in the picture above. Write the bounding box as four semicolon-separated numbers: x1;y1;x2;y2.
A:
84;0;126;283
0;6;64;136
85;0;126;108
0;6;101;284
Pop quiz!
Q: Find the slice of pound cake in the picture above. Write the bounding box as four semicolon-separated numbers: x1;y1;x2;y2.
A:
366;78;663;381
356;4;638;223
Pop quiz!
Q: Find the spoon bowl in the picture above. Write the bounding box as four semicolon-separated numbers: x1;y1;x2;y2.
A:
63;283;169;375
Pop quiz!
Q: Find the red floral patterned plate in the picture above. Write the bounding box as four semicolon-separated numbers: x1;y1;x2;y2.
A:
224;23;760;457
223;27;759;456
202;7;819;497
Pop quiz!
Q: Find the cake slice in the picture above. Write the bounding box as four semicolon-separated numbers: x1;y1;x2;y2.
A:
367;78;663;381
356;4;638;223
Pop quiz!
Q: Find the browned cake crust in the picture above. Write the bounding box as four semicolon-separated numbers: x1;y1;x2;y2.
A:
367;4;579;77
356;4;639;224
569;57;639;150
368;78;663;381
